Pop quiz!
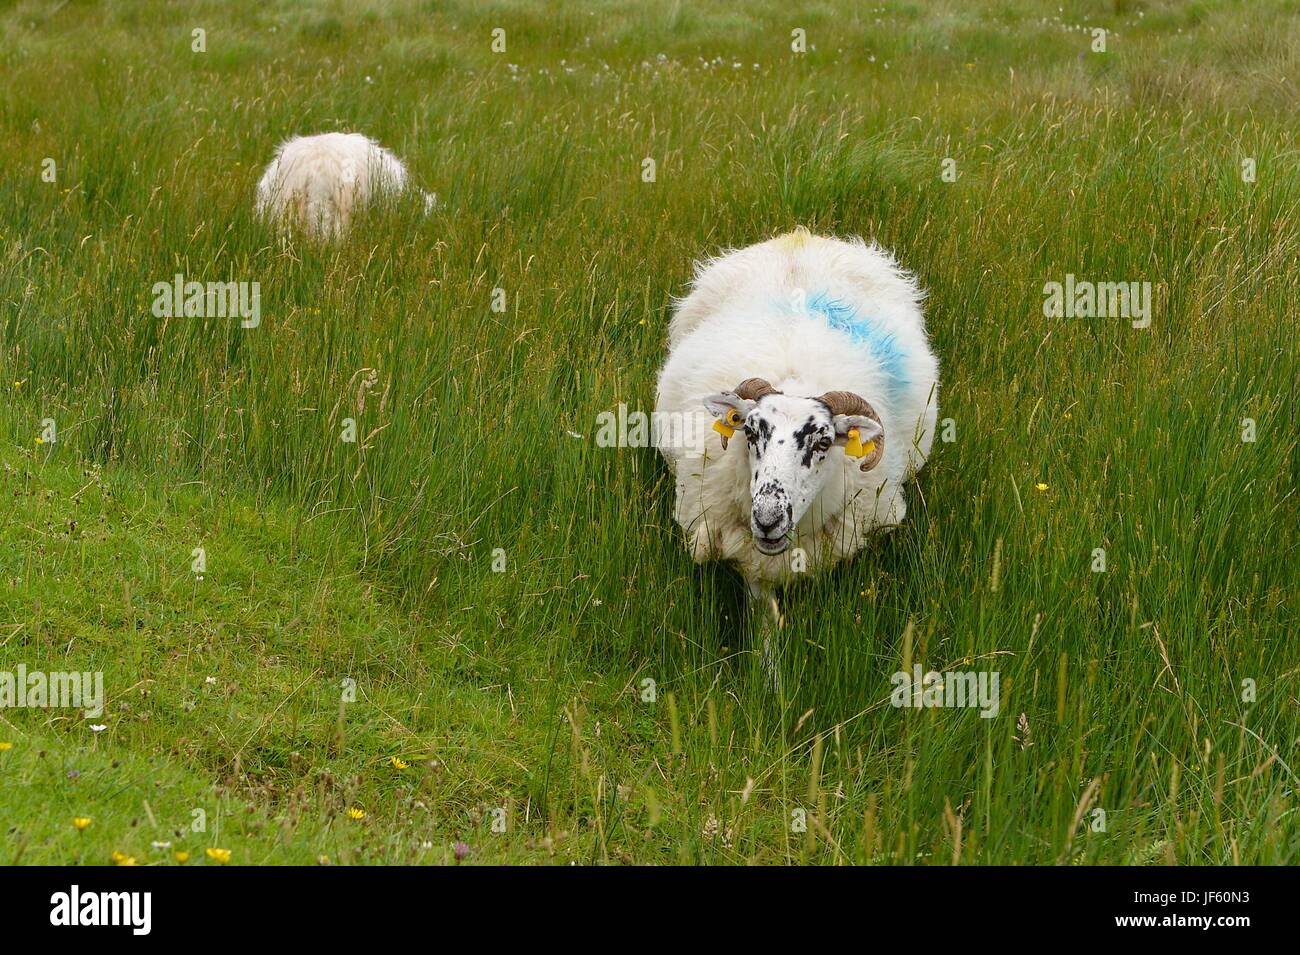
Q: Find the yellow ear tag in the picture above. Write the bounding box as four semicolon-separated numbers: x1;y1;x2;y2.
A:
844;427;874;458
713;409;743;439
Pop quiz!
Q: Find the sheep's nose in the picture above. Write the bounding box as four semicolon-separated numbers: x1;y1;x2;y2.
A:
753;510;783;534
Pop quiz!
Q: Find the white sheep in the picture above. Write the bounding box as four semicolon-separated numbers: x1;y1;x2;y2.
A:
655;228;939;652
254;132;435;239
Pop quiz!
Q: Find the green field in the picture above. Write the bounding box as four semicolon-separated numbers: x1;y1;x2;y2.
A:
0;0;1296;865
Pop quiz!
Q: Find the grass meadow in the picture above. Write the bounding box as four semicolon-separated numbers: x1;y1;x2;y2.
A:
0;0;1296;866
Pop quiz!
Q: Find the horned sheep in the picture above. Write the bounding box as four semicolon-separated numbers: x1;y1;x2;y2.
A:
654;228;940;611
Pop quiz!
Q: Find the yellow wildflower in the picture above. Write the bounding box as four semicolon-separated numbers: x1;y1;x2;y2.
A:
73;817;92;831
346;807;366;820
174;851;190;863
389;756;409;769
205;847;232;864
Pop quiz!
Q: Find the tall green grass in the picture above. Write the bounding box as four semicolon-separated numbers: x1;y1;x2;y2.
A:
0;0;1296;863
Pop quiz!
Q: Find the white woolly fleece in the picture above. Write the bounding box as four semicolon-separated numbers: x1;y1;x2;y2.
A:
255;132;433;239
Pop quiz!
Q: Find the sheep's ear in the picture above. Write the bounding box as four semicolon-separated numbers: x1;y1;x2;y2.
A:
703;393;753;450
831;414;879;441
833;415;884;471
703;392;754;423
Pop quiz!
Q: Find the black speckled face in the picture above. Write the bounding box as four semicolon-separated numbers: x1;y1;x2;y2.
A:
743;396;838;555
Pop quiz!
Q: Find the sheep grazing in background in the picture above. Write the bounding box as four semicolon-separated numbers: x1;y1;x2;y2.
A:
254;132;435;239
655;228;939;675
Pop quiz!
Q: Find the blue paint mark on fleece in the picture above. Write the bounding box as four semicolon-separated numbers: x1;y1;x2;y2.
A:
804;291;909;399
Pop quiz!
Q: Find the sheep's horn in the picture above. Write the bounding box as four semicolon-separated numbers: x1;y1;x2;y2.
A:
818;390;875;417
734;378;781;401
818;391;885;472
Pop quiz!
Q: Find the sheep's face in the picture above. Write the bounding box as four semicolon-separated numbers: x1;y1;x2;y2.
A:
705;391;883;556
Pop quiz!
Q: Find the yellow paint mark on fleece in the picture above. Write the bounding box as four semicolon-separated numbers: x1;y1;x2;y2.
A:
773;225;813;248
